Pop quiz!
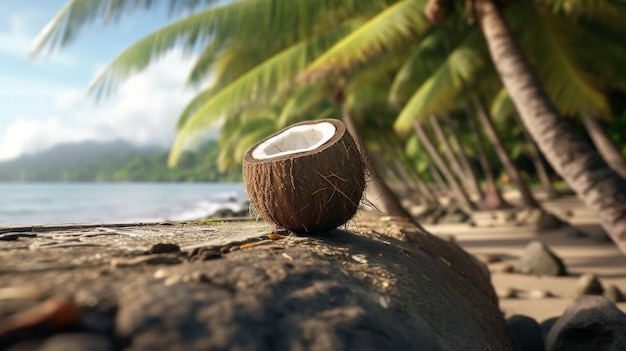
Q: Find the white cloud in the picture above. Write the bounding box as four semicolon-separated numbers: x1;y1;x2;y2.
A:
0;49;201;161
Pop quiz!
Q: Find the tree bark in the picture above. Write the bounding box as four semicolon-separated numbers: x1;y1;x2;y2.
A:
581;114;626;180
341;109;414;219
475;0;626;255
429;115;475;197
467;108;508;209
513;112;558;198
473;96;541;208
414;121;475;211
445;114;484;200
382;140;440;206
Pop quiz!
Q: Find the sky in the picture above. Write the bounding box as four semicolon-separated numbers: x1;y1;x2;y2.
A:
0;1;203;161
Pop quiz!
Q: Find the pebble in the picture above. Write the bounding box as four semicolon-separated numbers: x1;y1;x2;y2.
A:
351;254;368;264
148;243;181;254
575;273;604;296
529;289;553;299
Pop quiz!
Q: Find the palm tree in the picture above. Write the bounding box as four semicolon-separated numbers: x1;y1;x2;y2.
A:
305;0;626;253
472;0;626;253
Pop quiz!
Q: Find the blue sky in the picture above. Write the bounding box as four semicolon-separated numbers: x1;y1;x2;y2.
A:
0;1;202;160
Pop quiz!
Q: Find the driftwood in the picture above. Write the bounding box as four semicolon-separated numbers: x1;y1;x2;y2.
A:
0;213;510;350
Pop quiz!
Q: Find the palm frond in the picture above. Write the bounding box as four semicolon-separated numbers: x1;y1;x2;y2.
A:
394;33;486;134
303;0;429;79
168;24;357;166
513;3;609;116
30;0;223;55
490;88;516;121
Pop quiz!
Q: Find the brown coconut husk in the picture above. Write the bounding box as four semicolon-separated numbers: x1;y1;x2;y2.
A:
243;119;365;234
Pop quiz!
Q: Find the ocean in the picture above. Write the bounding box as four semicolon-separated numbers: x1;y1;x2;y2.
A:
0;182;248;225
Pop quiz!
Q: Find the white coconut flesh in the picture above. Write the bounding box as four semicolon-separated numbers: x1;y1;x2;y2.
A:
251;122;336;160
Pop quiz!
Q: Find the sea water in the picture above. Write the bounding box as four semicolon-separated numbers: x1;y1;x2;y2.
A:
0;182;247;225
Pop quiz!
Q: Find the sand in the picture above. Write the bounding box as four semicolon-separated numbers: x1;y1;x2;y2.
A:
420;192;626;323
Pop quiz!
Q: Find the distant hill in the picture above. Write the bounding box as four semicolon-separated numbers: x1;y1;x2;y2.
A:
0;140;241;182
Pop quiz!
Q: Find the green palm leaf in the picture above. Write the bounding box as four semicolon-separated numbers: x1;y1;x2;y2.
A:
394;33;486;133
304;0;429;78
168;24;357;166
30;0;223;55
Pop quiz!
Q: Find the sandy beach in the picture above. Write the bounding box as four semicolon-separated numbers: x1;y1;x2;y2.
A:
421;192;626;323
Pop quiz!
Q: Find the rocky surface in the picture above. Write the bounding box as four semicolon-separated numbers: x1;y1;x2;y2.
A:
545;295;626;351
0;214;510;350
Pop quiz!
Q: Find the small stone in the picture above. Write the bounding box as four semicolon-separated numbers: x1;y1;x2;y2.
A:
148;243;180;254
546;295;626;351
506;315;543;351
536;212;566;232
513;241;567;276
351;254;368;264
603;285;625;303
529;289;553;299
153;269;169;279
575;273;604;296
197;249;223;261
496;287;517;299
163;275;182;286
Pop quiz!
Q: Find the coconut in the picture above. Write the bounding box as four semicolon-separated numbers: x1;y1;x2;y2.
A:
243;119;365;234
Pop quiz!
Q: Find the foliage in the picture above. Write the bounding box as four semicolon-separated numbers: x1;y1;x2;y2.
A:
0;141;240;182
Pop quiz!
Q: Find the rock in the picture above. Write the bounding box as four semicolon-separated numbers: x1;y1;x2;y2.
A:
148;243;181;254
575;273;604;296
506;315;543;351
37;333;113;351
546;295;626;351
513;241;568;276
603;285;625;303
211;208;236;218
540;316;559;343
529;289;553;299
535;211;566;232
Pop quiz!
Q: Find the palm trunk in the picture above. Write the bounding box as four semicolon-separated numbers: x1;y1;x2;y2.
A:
474;96;540;208
414;121;475;211
429;115;474;196
581;114;626;180
341;109;413;219
468;108;508;209
380;142;422;199
475;0;626;255
429;163;449;194
445;114;484;200
513;112;557;198
383;140;440;206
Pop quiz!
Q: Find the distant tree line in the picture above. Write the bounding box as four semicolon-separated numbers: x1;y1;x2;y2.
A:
0;141;242;182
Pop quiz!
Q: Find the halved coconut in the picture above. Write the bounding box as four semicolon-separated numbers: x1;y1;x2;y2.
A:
243;119;365;234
